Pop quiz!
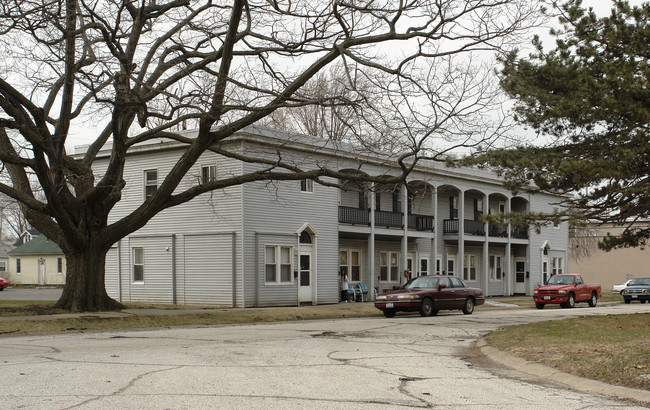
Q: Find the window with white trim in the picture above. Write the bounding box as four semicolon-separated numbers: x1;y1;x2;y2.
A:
57;257;63;274
463;254;478;281
144;170;158;199
201;165;217;184
133;247;144;282
489;255;503;281
340;249;361;282
379;251;399;282
0;261;6;273
552;257;563;275
300;179;313;193
16;258;21;274
265;246;293;284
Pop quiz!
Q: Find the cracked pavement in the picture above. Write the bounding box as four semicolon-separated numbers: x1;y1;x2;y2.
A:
0;304;648;409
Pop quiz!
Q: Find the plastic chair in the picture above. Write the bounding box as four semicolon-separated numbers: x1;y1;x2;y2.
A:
358;282;369;302
347;284;361;302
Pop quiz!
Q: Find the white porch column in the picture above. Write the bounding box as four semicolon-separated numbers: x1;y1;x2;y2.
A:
431;187;438;275
482;192;489;297
401;183;408;284
505;197;512;295
369;184;376;299
457;189;464;279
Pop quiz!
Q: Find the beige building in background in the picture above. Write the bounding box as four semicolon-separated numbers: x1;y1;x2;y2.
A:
6;235;66;286
569;222;650;292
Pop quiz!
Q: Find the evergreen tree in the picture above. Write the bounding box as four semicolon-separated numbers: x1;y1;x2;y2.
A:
466;0;650;250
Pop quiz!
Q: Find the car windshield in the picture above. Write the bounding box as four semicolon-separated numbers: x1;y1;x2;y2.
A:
404;276;439;289
546;275;574;285
629;278;650;286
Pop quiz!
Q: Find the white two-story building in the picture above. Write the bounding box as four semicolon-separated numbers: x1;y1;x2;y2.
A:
81;125;568;307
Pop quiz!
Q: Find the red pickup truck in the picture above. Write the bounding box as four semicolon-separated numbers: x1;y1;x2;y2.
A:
533;274;601;309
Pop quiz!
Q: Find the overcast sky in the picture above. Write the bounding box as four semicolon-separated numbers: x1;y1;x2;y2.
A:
64;0;645;151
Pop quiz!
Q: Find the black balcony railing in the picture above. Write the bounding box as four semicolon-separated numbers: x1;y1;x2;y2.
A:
489;224;508;237
511;225;529;239
338;206;369;225
375;210;402;228
407;214;434;231
443;219;459;234
464;219;485;236
444;219;485;235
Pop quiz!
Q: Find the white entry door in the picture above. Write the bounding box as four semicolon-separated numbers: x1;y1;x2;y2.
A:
514;259;527;294
38;259;46;285
298;245;313;303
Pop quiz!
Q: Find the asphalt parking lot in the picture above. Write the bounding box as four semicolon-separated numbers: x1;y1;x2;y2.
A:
0;303;648;409
0;287;62;301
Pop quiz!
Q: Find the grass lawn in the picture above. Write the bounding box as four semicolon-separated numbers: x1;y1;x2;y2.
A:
486;313;650;391
0;302;381;335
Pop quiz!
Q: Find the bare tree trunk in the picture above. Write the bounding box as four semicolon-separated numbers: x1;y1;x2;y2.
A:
54;244;124;312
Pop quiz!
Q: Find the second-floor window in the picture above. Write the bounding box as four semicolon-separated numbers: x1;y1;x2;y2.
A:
144;170;158;199
300;179;313;193
202;165;217;184
450;196;458;219
474;198;484;221
392;191;400;213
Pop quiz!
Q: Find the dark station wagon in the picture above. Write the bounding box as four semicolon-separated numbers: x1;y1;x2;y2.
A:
375;275;485;318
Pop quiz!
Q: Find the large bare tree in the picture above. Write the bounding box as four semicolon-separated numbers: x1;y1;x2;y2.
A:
0;0;540;311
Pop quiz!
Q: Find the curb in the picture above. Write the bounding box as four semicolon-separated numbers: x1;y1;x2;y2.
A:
476;338;650;405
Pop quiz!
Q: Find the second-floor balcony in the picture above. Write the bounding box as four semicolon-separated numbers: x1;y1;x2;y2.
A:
338;207;434;232
443;219;529;239
443;219;485;236
338;206;369;226
408;214;434;232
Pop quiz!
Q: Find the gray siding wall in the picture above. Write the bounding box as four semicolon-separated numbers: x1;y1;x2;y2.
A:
126;235;174;304
528;192;569;293
182;233;235;306
96;147;245;306
241;144;340;307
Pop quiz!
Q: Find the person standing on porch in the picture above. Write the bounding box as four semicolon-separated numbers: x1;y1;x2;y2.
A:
340;269;349;302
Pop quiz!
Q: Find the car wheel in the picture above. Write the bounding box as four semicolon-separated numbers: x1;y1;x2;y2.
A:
566;293;575;308
462;298;475;315
535;302;545;309
383;309;396;318
588;292;597;307
641;300;647;304
420;298;434;317
624;299;631;304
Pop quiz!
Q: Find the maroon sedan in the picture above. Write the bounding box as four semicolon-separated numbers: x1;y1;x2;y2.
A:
0;277;8;291
375;275;484;318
